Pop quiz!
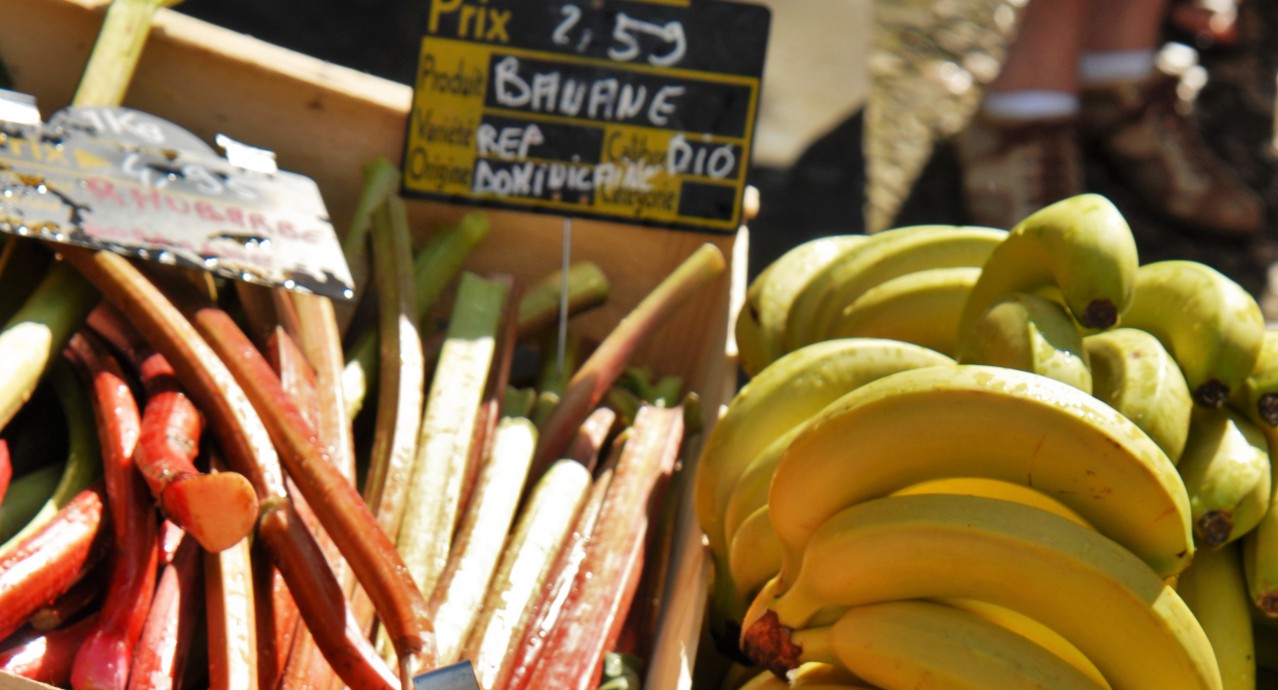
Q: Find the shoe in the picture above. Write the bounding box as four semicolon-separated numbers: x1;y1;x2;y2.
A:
955;114;1085;229
1080;70;1264;237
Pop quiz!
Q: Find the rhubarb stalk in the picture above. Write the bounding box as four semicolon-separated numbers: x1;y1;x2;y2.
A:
529;244;723;476
126;533;202;690
65;330;161;690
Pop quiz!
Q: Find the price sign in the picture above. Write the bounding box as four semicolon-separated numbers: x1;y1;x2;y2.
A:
0;95;355;300
402;0;772;233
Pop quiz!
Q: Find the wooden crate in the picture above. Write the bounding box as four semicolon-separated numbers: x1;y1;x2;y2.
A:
0;0;746;688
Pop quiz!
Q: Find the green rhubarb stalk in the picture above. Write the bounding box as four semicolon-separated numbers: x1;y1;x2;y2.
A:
0;359;101;555
0;263;99;434
516;261;610;341
394;272;508;617
72;0;182;109
342;211;490;419
528;243;725;478
338;156;402;330
0;463;62;544
0;238;53;327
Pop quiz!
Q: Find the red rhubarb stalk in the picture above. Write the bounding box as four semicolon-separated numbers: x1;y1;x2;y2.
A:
87;304;259;553
529;244;722;477
66;330;161;690
0;612;100;687
127;533;202;690
0;438;11;510
0;482;109;641
57;247;425;688
521;404;685;690
29;560;105;631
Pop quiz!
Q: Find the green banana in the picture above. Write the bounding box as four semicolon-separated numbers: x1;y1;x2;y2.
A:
1085;327;1194;463
766;364;1193;586
956;193;1139;341
736;235;867;377
1242;468;1278;618
827;265;980;358
743;494;1221;690
956;291;1092;393
1119;260;1265;409
1178;406;1272;548
785;225;1006;352
1176;541;1256;690
1232;327;1278;429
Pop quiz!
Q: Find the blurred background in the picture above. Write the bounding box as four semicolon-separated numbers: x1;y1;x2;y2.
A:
177;0;1278;310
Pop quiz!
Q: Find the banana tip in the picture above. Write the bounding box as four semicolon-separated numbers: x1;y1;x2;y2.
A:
1079;299;1118;330
1192;381;1230;409
740;609;802;679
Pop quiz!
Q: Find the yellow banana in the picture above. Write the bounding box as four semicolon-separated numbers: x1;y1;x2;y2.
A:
1179;406;1272;548
728;504;784;609
1176;541;1256;690
956;193;1139;342
785;225;1006;352
788;599;1108;690
955;291;1092;393
893;477;1092;529
1119;260;1265;409
722;430;793;555
743;494;1221;690
737;235;868;377
1232;327;1278;429
937;597;1110;688
737;663;874;690
694;338;953;625
1085;327;1194;463
767;364;1193;586
828;265;980;358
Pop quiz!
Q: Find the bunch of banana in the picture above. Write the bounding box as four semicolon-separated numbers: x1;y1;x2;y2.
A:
701;192;1278;689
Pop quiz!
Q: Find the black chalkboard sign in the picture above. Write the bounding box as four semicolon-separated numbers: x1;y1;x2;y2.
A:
401;0;772;233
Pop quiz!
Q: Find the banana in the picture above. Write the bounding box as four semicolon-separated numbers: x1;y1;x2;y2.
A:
1119;260;1266;409
785;225;1006;352
1176;541;1256;690
1178;406;1272;548
1232;327;1278;429
1085;327;1194;463
788;599;1108;690
742;494;1221;690
722;430;794;555
728;504;784;609
766;364;1193;586
956;193;1139;342
694;338;953;624
827;266;980;358
737;235;868;377
937;597;1110;689
737;663;873;690
1242;468;1278;618
893;477;1093;529
955;291;1092;393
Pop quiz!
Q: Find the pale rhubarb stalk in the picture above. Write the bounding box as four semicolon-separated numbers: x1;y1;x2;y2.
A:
57;247;413;689
342;209;490;419
290;292;358;485
66;331;162;690
204;461;259;690
0;612;100;687
564;406;619;473
516;261;610;341
457;273;519;527
529;244;723;476
428;416;538;664
0;482;109;642
87;303;259;553
460;458;594;690
361;197;425;549
521;405;685;690
395;272;509;613
502;455;617;690
127;533;202;690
